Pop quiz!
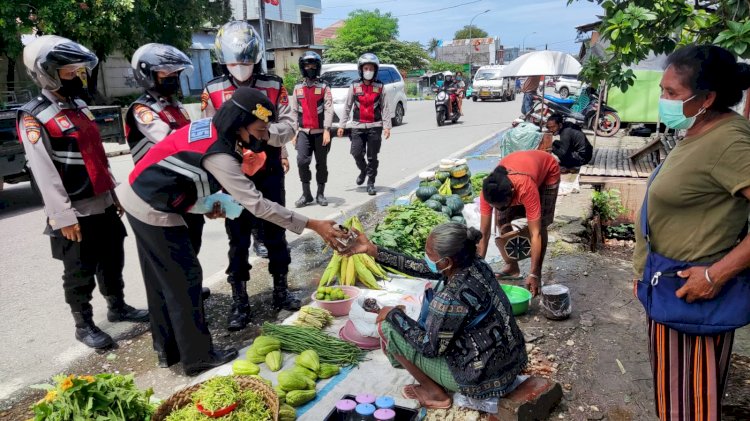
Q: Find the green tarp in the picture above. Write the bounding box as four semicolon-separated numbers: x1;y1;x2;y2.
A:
606;70;663;123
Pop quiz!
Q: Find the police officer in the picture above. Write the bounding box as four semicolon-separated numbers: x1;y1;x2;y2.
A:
202;21;298;331
126;43;211;334
292;51;333;208
116;87;346;375
17;36;148;349
337;53;392;196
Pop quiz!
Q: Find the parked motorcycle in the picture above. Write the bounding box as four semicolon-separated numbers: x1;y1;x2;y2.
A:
433;85;461;126
524;91;621;137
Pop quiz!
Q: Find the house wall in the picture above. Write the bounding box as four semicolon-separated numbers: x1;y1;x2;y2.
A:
99;53;141;98
435;42;495;66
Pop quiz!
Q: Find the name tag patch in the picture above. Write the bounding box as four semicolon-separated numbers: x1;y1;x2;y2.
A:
188;118;212;142
54;115;73;131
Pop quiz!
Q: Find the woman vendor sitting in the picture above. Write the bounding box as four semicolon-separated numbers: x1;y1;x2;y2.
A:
344;222;528;408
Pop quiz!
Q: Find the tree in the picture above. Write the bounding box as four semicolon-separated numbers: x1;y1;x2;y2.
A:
324;9;429;71
0;2;35;95
427;38;440;58
429;60;464;74
454;25;488;40
569;0;750;92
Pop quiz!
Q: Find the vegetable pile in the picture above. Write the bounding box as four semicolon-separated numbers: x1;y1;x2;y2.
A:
314;286;349;301
370;202;448;259
415;159;475;223
470;171;490;196
31;373;155;421
164;376;272;421
293;306;334;330
262;322;365;366
319;216;389;289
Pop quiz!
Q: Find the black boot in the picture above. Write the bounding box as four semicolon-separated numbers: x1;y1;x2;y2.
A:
227;279;251;331
272;274;301;311
105;295;149;323
367;184;376;196
295;183;315;208
356;170;366;186
72;310;114;349
156;351;179;368
252;229;269;258
201;287;211;300
183;348;239;376
316;184;328;206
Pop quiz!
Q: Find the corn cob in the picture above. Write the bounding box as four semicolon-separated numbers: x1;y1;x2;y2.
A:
353;255;381;289
319;253;342;286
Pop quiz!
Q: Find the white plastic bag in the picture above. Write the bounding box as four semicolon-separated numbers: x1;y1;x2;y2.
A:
462;199;482;231
349;296;380;338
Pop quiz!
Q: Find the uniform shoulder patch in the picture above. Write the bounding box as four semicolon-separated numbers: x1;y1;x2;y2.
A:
22;115;42;144
134;104;158;125
188;118;213;143
200;91;209;111
279;87;289;106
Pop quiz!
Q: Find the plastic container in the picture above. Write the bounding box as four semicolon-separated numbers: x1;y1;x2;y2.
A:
335;399;357;418
541;284;572;320
374;408;396;421
353;403;376;421
311;286;361;317
355;393;376;405
375;396;395;410
500;284;533;315
324;394;419;421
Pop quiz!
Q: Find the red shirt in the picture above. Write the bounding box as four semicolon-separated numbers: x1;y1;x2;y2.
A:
479;150;560;221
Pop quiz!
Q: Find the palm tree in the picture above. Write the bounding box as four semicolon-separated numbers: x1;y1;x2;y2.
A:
427;38;440;59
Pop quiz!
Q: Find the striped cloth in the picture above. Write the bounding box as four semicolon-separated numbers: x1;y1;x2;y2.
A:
495;182;560;228
648;319;735;421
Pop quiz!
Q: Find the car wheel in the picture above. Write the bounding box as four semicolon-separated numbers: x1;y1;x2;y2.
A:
559;87;569;98
392;102;405;127
472;96;478;102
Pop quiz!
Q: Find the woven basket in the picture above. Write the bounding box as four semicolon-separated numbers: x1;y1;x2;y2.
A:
151;375;279;421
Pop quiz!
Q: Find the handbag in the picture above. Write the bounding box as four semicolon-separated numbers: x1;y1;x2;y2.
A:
637;164;750;335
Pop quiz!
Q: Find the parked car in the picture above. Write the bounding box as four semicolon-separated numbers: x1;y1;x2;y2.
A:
554;76;583;98
470;65;515;102
319;63;407;131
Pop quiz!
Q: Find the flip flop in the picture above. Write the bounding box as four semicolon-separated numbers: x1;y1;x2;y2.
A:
402;384;419;400
410;384;452;410
495;270;524;281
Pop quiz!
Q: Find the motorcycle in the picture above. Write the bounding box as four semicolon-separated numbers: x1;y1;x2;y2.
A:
433;85;461;126
524;90;621;137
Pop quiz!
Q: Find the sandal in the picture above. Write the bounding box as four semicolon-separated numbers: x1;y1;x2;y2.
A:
495;270;524;281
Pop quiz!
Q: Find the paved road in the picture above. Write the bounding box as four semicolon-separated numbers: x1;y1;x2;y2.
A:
0;97;522;400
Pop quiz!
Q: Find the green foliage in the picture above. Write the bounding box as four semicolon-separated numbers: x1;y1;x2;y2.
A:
324;9;429;71
371;202;448;258
592;189;626;222
406;82;419;97
568;0;750;91
454;25;488;40
283;66;302;95
605;223;635;240
428;60;465;74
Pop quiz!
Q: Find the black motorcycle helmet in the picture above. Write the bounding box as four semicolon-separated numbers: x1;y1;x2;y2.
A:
23;35;98;91
298;51;322;79
357;53;380;80
131;43;193;90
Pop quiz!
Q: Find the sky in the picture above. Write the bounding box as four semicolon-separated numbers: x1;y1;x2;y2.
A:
316;0;603;55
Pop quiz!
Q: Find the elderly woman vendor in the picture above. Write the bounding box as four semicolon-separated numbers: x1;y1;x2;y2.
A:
345;222;527;408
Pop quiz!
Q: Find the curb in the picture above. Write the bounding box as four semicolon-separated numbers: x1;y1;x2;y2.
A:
105;149;131;158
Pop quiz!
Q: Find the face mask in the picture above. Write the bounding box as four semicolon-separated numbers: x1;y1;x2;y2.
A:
363;70;375;81
659;95;705;130
57;77;84;98
424;253;447;273
155;76;181;96
228;65;253;82
303;67;318;79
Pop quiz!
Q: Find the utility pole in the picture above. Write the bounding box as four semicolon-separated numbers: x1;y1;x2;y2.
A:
258;0;268;73
467;9;490;77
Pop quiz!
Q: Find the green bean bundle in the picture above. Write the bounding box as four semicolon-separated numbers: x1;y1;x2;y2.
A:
262;322;366;366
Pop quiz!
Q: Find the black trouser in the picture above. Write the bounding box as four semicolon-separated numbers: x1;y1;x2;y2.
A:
183;213;205;254
225;149;290;282
127;214;212;365
50;206;127;313
350;127;383;184
296;131;330;184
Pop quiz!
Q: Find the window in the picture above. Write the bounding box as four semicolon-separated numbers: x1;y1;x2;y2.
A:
291;25;298;44
319;70;360;88
387;68;402;84
378;69;393;84
265;22;272;42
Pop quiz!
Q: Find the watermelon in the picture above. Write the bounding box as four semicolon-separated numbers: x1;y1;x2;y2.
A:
451;215;466;224
430;194;446;204
450;164;470;178
450;175;470;189
423;200;442;211
435;170;451;182
416;186;439;202
445;196;464;214
441;206;453;217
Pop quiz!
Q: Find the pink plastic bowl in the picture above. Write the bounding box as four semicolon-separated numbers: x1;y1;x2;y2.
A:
311;286;361;317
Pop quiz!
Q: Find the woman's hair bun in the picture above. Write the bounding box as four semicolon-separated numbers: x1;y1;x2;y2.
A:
737;62;750;91
466;227;482;244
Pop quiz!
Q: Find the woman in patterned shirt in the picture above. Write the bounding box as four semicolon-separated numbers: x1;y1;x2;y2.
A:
344;222;527;408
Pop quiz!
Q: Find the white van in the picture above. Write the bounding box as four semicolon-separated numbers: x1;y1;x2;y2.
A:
471;65;515;102
320;63;407;130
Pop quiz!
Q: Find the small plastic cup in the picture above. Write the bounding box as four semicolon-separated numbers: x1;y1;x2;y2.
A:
375;396;395;410
355;403;376;419
355;393;376;405
373;408;396;421
336;399;357;417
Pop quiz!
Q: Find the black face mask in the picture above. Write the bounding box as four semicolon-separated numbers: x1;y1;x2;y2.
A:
243;134;265;153
57;77;84;98
303;68;318;79
155;76;181;96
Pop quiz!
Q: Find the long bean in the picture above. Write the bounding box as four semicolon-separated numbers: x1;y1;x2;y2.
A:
261;322;366;366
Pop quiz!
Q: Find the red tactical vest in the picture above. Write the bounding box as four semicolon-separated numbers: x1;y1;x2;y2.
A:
129;118;236;214
125;93;191;164
17;96;114;201
295;82;326;129
352;81;384;123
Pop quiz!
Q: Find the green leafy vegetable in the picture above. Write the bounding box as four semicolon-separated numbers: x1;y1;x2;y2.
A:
192;376;241;412
371;202;448;258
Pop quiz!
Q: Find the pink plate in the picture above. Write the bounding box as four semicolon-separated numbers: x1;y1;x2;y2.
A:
339;320;381;350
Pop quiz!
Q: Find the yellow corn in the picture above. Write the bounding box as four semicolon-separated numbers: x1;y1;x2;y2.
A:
346;255;356;286
353;255;381;289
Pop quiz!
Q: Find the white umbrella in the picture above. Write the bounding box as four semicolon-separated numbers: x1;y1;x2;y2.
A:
501;50;581;77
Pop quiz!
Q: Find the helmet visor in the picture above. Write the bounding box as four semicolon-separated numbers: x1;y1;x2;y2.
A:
150;63;194;77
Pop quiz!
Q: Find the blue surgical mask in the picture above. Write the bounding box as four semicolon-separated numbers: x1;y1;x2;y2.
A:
424;253;442;273
658;95;704;130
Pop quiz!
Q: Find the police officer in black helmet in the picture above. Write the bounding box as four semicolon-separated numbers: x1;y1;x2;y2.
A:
292;51;334;208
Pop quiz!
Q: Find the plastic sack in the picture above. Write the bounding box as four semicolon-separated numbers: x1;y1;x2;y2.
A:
349;293;423;338
500;122;542;157
462;199;482;231
189;192;244;219
454;375;528;412
349;296;379;338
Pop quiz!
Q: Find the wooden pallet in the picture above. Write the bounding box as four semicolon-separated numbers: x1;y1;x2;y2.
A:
580;147;656;184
